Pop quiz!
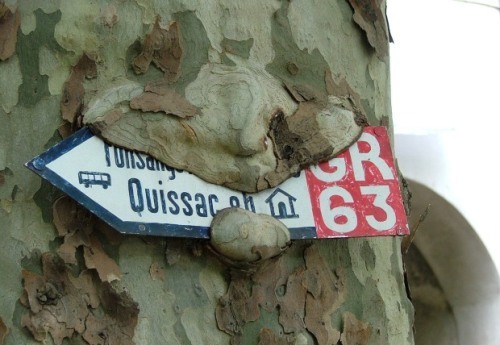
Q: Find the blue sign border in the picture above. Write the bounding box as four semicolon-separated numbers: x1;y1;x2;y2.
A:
26;127;317;239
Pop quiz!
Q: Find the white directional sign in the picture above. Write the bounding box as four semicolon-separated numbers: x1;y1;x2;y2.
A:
26;127;409;239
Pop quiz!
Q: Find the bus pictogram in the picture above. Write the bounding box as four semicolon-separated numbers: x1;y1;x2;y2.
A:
78;171;111;189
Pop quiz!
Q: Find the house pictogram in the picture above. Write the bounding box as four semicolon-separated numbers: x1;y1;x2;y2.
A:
265;188;299;219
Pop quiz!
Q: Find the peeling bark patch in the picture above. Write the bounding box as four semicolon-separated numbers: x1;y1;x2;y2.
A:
325;70;367;125
210;208;290;265
304;246;344;345
283;81;322;103
130;81;199;118
57;121;73;139
84;237;123;283
216;271;259;338
260;97;363;190
53;196;93;264
0;317;7;344
347;0;388;58
400;174;412;218
60;53;97;124
278;267;306;333
258;328;292;345
89;108;124;135
252;257;288;313
0;4;20;61
269;103;331;163
20;253;136;345
340;312;372;345
21;254;95;344
53;197;122;282
132;18;182;83
215;259;284;339
83;283;139;345
53;196;93;237
215;245;345;344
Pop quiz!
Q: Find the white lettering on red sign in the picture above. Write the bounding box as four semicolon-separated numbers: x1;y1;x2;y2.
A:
306;127;408;237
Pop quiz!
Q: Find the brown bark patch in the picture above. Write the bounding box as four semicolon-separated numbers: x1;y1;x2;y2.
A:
278;267;307;334
53;196;94;237
325;70;367;127
58;229;89;265
0;318;7;345
216;270;260;337
21;253;137;345
257;328;292;345
130;81;199;118
60;53;97;124
83;283;139;345
283;81;323;103
251;257;288;313
340;312;372;345
22;198;135;345
53;196;122;281
303;246;344;345
0;5;20;61
83;237;123;283
261;102;334;188
21;254;92;344
347;0;388;58
215;245;346;344
57;121;73;139
132;18;182;82
89;108;124;135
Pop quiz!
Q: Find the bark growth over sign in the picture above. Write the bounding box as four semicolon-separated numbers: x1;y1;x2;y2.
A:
129;81;199;118
83;8;367;193
210;208;290;265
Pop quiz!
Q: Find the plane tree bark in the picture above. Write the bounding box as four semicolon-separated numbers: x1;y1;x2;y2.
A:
0;1;414;344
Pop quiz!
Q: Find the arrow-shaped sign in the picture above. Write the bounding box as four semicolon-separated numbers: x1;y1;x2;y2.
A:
26;126;409;239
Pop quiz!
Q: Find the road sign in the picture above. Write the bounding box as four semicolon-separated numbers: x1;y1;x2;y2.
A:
26;126;409;239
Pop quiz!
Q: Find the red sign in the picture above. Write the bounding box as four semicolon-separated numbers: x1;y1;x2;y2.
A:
306;126;409;238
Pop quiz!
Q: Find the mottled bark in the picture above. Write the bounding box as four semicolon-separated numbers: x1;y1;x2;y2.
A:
0;1;414;345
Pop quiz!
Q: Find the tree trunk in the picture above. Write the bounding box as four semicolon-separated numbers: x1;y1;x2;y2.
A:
0;1;414;345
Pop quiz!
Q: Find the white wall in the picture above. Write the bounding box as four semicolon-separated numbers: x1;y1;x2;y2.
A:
389;1;500;343
389;0;500;270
